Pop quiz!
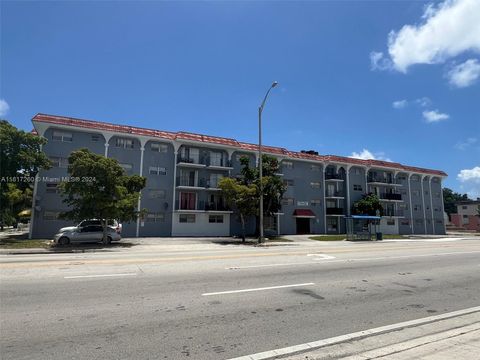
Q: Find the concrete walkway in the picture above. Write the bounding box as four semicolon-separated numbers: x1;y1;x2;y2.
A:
277;310;480;360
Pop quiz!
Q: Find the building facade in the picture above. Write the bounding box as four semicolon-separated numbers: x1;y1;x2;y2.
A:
450;200;480;232
30;113;447;238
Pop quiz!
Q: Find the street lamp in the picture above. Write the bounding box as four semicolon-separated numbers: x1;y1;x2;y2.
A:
258;81;278;244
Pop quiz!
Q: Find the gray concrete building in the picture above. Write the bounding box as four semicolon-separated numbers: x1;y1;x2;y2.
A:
29;113;447;238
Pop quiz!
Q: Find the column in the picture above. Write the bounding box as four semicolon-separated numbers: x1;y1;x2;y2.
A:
135;142;146;238
429;178;435;235
408;173;414;234
322;164;327;234
420;175;427;234
346;165;351;216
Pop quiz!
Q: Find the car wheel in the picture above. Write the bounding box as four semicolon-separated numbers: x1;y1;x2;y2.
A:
103;236;112;245
58;237;70;246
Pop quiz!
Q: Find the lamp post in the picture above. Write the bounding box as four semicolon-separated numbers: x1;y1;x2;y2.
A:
258;81;278;244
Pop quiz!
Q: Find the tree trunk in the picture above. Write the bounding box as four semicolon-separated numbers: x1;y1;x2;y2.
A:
101;219;108;243
240;214;246;243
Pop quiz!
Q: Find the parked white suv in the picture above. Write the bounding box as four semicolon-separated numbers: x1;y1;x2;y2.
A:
54;219;122;245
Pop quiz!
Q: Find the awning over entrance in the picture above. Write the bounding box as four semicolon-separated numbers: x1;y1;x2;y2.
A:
293;209;316;218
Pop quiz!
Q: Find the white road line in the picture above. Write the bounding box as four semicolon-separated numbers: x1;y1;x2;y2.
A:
227;305;480;360
64;273;137;279
227;251;480;270
307;253;336;260
202;282;314;296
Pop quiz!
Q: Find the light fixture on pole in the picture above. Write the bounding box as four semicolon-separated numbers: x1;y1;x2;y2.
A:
258;81;278;244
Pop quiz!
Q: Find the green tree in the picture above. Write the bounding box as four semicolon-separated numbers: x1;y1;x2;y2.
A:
442;187;470;219
60;149;146;243
352;193;383;216
0;120;50;228
221;155;286;241
218;177;257;242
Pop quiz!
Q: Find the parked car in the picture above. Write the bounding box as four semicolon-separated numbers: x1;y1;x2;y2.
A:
54;224;121;245
58;219;122;235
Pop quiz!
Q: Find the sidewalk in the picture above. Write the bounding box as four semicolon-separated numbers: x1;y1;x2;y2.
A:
280;310;480;360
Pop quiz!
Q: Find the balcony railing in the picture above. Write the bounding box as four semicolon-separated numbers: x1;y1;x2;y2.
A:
177;156;207;166
176;177;206;188
175;200;230;212
325;174;345;180
206;158;232;168
384;209;404;217
326;207;344;215
325;191;345;198
204;203;230;211
368;177;400;185
380;193;402;201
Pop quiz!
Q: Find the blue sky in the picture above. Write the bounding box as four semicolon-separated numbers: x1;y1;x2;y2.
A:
1;0;479;197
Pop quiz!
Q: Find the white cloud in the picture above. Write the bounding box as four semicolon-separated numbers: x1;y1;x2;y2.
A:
458;166;480;183
375;0;480;73
392;100;408;109
446;58;480;87
370;51;392;71
350;149;392;162
415;97;432;107
455;137;478;150
0;99;9;117
457;166;480;199
422;109;449;123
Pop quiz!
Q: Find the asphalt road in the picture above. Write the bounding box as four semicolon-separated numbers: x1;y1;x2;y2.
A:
1;238;479;359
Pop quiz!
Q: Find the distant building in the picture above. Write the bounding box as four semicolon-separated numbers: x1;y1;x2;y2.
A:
450;200;480;232
30;113;447;238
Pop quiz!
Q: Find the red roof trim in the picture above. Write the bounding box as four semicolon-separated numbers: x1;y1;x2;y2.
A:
293;209;316;218
31;113;447;176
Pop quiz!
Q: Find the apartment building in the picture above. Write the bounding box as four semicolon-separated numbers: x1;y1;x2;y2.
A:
29;113;447;238
450;200;480;232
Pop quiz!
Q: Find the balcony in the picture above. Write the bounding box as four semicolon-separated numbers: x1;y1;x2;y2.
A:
325;174;345;181
325;191;345;198
205;202;231;212
176;156;207;168
367;177;402;186
175;199;205;212
206;158;233;170
176;177;206;189
326;207;344;215
379;193;402;201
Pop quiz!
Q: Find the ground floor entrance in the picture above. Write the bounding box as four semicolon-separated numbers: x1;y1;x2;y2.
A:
296;218;311;234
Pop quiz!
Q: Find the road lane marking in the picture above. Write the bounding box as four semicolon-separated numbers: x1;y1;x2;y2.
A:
226;251;480;270
227;305;480;360
307;253;336;260
2;249;480;269
64;273;137;279
202;282;314;296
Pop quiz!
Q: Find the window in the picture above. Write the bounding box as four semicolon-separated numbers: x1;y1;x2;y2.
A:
146;212;165;222
400;188;407;195
179;192;196;210
326;200;336;208
387;219;395;226
327;218;338;231
283;179;294;187
434;207;439;212
91;134;101;142
52;130;72;142
415;219;423;224
151;143;168;153
149;189;166;199
462;205;467;209
414;204;422;211
281;198;294;206
119;163;133;173
310;181;321;189
115;137;134;149
209;215;224;223
436;220;443;224
149;166;167;175
46;183;60;194
179;214;195;223
411;175;420;182
401;219;410;226
353;184;362;191
397;175;407;181
209;152;223;166
425;190;429;195
282;161;293;169
43;211;60;220
311;199;321;206
49;156;69;168
311;164;320;172
180;147;199;163
208;173;223;188
354;168;361;175
399;203;408;210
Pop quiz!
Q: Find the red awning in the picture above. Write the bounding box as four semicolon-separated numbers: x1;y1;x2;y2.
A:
293;209;316;218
